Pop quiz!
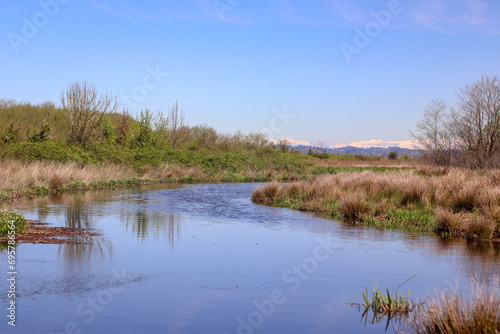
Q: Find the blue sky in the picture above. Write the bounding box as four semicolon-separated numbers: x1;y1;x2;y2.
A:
1;0;500;145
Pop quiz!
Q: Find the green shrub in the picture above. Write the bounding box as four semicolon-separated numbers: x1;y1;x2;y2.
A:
34;185;49;197
0;210;27;237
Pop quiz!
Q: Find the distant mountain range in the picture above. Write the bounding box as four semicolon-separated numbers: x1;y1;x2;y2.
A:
270;138;422;157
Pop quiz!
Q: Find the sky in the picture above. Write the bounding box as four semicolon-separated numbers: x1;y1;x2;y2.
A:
1;0;500;146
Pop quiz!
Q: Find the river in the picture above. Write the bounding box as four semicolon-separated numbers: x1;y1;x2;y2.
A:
1;183;499;333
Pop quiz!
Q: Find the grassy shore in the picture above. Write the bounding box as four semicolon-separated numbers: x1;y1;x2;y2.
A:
252;166;500;241
0;138;420;204
0;158;295;203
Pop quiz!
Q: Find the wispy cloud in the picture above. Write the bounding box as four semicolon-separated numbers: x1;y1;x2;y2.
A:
268;0;500;34
83;0;500;33
409;0;500;34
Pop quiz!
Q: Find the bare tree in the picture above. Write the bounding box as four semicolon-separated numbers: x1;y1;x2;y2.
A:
450;75;500;168
61;81;117;144
410;98;454;166
168;100;185;150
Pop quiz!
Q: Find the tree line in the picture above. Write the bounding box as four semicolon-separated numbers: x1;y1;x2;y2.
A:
0;80;269;152
412;75;500;169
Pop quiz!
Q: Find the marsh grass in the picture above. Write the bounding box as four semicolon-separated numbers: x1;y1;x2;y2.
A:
0;158;302;203
407;278;500;334
251;167;500;239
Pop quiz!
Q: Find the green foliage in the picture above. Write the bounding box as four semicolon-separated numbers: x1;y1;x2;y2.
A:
0;99;68;142
273;196;301;210
26;122;51;142
34;185;50;197
0;210;28;237
133;109;156;148
1;123;21;143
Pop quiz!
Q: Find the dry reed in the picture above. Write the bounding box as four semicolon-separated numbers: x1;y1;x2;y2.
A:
407;278;500;333
252;167;500;240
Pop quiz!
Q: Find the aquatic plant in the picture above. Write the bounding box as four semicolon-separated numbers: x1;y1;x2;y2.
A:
349;276;424;331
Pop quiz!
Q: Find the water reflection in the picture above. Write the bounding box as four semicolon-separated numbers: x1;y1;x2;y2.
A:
121;209;182;248
1;183;500;334
4;184;500;262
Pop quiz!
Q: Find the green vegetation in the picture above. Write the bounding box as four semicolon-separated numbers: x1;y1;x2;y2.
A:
0;210;27;237
1;90;417;203
349;276;423;330
0;95;326;202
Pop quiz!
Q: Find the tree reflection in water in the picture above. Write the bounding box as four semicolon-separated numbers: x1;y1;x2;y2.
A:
58;199;113;265
122;209;181;249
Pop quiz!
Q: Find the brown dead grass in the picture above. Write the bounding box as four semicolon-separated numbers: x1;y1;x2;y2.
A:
407;278;500;333
0;160;134;192
252;167;500;240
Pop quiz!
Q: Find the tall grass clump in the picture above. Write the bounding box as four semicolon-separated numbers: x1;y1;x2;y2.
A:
251;181;281;204
466;215;497;240
339;193;372;222
435;207;468;238
407;278;500;334
0;210;27;237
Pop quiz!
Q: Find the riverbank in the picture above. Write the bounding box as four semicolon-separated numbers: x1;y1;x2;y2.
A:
0;147;416;203
0;159;302;203
251;166;500;241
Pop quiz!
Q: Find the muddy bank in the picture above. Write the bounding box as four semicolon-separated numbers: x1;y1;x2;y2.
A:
0;220;100;244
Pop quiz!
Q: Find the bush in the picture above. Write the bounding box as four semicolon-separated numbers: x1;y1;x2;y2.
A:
388;151;398;160
0;210;27;237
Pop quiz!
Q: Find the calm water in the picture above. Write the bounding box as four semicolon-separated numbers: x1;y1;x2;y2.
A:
1;183;499;334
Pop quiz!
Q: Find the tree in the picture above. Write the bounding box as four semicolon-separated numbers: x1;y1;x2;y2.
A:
411;75;500;168
168;100;185;150
410;98;454;166
133;109;155;147
116;109;132;146
450;75;500;168
388;151;398;160
154;110;169;147
245;132;268;150
61;80;117;145
278;139;290;153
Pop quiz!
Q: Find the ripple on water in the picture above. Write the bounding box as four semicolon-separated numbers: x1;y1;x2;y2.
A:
4;273;159;301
